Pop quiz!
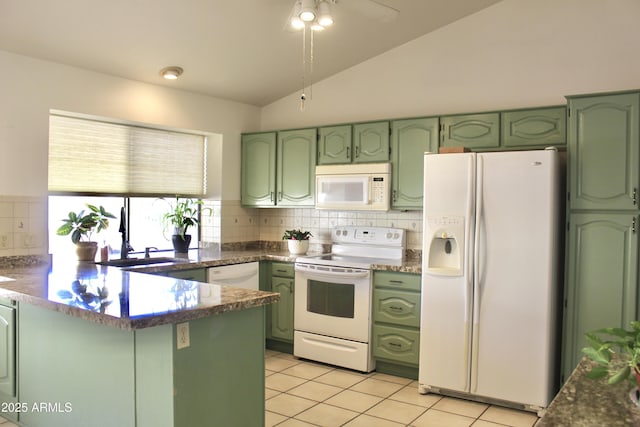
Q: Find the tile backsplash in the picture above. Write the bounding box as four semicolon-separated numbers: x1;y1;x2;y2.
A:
0;195;47;256
201;200;423;251
0;196;422;259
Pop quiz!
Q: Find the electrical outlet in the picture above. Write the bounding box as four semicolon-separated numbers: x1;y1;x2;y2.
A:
0;233;10;249
176;322;190;349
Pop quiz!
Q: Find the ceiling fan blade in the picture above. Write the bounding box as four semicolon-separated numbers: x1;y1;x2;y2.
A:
338;0;400;23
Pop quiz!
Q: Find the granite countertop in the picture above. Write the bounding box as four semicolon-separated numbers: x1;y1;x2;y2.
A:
537;357;640;426
0;256;279;331
0;249;421;331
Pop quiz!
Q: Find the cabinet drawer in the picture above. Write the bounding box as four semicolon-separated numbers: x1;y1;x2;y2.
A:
373;289;421;328
271;262;294;278
373;271;421;291
372;324;420;366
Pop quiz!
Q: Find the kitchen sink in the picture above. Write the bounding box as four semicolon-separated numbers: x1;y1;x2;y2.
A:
96;257;187;267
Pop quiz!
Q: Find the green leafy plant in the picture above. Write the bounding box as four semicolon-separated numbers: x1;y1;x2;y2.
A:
56;204;116;244
282;229;313;240
582;321;640;385
162;197;209;240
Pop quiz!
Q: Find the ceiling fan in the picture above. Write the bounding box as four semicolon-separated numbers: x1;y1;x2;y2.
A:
285;0;400;32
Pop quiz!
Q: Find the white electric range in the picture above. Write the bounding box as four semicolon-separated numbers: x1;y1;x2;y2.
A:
294;226;406;372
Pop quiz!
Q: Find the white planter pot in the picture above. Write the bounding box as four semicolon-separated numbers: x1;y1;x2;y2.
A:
287;239;309;255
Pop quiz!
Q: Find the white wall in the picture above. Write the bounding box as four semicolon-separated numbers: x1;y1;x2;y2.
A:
0;50;261;200
261;0;640;129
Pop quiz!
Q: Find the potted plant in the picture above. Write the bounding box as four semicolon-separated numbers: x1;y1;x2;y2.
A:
282;229;313;255
56;204;116;261
162;197;207;253
582;321;640;390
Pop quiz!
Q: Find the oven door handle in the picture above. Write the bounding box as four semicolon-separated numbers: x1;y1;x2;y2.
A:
295;266;370;280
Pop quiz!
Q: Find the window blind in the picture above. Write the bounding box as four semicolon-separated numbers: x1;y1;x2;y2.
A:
48;114;207;196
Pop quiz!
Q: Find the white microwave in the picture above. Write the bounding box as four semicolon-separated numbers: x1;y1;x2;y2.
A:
315;163;391;211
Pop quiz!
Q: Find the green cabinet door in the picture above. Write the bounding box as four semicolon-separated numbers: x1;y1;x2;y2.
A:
567;93;640;211
440;112;500;150
277;128;317;206
373;289;421;328
241;132;276;207
562;212;639;380
372;324;420;366
318;125;352;164
390;118;439;209
271;276;294;341
353;121;390;163
502;107;566;148
0;303;16;417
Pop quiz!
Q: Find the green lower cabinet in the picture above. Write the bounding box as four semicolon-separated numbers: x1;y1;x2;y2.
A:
562;212;639;381
372;271;421;379
268;262;295;348
19;302;266;427
372;324;420;366
0;299;16;423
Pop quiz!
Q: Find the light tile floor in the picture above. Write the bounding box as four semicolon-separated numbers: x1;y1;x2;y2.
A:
265;350;539;427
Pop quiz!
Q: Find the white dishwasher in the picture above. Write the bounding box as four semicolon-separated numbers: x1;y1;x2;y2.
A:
207;262;259;290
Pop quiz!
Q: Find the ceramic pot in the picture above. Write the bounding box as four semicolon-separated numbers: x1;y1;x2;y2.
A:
172;234;191;253
287;239;309;255
76;241;98;262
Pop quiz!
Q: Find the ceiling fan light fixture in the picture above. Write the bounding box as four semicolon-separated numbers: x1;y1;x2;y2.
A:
159;66;183;80
317;1;334;26
290;1;305;29
310;20;325;31
299;0;316;22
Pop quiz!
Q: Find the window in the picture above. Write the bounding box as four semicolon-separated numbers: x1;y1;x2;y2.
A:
47;112;208;258
49;196;201;258
48;112;207;196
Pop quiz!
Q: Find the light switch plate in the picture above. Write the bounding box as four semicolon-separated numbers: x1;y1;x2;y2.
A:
176;322;190;349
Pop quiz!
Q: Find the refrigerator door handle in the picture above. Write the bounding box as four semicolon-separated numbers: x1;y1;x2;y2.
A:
470;154;484;394
464;154;475;392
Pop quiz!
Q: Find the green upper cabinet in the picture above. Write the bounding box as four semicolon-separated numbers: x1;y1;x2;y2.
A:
440;112;500;150
390;117;439;210
352;121;390;163
241;132;276;207
562;212;639;380
318;125;352;165
501;107;566;148
567;92;640;211
241;129;316;207
277;128;317;206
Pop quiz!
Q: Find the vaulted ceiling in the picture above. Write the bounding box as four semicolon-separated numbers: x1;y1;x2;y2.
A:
0;0;501;106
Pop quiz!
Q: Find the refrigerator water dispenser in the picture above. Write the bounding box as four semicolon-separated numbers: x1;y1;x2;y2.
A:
425;216;464;276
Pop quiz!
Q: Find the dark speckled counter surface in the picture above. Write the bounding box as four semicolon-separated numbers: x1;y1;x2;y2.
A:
0;249;421;331
537;357;640;426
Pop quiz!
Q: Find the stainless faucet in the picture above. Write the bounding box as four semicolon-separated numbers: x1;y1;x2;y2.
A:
119;207;134;259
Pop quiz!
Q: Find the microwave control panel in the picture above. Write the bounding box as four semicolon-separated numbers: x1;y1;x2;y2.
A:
371;176;386;203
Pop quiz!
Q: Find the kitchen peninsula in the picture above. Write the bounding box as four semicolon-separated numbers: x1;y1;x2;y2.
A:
0;257;279;427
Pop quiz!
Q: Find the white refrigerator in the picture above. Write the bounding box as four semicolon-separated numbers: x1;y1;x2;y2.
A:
418;149;561;412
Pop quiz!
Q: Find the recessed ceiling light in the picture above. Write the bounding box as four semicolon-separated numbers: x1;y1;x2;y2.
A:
159;66;184;80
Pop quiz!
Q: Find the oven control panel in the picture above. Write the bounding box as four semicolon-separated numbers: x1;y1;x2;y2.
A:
333;226;405;247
